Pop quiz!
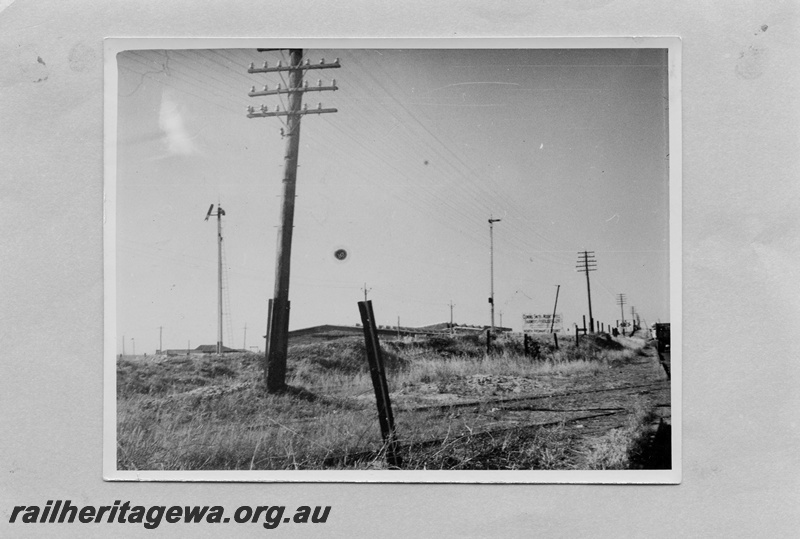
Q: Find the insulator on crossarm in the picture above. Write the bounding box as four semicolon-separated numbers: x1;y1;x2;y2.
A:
303;80;309;88
305;59;310;66
247;105;254;114
249;62;254;70
260;104;267;112
317;79;322;86
263;61;268;69
277;60;282;67
320;58;325;64
276;83;282;90
263;84;268;91
317;102;322;110
250;86;255;93
280;128;285;138
303;103;308;111
276;105;281;112
334;57;340;64
331;78;336;87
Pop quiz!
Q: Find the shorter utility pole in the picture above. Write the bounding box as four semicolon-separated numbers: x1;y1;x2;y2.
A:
131;337;135;357
243;323;247;350
576;250;597;333
617;293;627;335
159;326;163;353
550;285;561;333
122;335;125;356
449;300;455;335
362;283;372;303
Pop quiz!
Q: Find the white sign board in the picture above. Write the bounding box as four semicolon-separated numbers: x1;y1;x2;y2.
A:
522;313;563;334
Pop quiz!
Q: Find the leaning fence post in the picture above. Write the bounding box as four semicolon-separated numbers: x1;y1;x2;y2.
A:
358;300;400;467
263;298;274;388
553;332;559;351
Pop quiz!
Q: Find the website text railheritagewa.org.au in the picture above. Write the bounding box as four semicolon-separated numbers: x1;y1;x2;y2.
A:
8;500;331;530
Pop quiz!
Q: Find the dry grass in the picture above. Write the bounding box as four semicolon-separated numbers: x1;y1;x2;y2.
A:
396;423;575;470
573;398;655;470
117;332;648;470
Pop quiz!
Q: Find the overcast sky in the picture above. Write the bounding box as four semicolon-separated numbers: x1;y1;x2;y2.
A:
114;46;671;354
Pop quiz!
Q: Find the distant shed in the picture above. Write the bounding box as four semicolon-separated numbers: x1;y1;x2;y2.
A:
164;345;242;357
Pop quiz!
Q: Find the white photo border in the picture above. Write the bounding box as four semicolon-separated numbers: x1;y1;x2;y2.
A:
104;36;681;483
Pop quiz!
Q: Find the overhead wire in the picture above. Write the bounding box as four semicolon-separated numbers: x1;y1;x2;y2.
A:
117;48;660;325
120;49;571;290
345;52;580;269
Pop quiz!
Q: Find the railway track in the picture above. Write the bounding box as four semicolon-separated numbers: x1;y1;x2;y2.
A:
252;345;672;469
396;380;668;415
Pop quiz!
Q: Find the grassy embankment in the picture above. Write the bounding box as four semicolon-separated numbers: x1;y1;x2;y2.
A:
117;332;654;470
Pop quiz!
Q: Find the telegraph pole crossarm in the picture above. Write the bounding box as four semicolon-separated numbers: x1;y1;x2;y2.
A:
248;58;341;74
248;80;338;98
247;105;338;119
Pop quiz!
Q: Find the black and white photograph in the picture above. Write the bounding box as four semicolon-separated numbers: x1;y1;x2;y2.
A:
5;1;800;537
105;39;680;481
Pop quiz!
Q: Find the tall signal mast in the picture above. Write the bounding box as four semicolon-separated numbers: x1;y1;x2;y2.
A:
205;203;226;355
488;216;501;334
247;50;340;393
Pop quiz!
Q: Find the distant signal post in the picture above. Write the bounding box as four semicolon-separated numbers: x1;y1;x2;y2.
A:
488;217;501;335
205;203;226;355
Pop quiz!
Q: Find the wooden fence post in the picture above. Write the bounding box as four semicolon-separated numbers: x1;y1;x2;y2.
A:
263;298;273;388
358;300;400;467
553;332;559;350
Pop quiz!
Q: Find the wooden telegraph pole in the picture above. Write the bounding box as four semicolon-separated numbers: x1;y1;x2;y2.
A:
247;51;340;393
576;250;596;333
